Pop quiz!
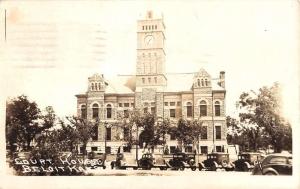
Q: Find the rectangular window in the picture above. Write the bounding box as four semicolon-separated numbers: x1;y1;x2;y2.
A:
170;146;176;154
187;106;192;117
92;126;98;141
215;126;221;140
151;107;156;114
92;108;99;119
144;107;148;113
124;110;129;118
154;77;157;83
91;147;98;151
185;146;193;153
131;103;134;107
107;108;112;119
170;133;176;140
164;102;168;106
215;105;221;116
151;102;155;106
123;127;129;140
170;102;176;106
106;128;111;141
81;109;87;119
200;146;208;154
124;103;129;107
200;105;207;116
170;109;175;118
142;78;145;84
177;102;181;106
142;26;144;30
201;126;207;139
79;146;84;154
119;103;123;107
216;146;222;152
123;145;131;152
105;146;111;154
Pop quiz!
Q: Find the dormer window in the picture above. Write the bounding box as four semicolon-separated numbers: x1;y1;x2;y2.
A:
205;79;208;86
91;83;94;91
197;79;200;87
201;79;204;86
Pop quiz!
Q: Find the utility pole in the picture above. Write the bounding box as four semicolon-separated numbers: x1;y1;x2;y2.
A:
212;91;215;152
135;123;139;161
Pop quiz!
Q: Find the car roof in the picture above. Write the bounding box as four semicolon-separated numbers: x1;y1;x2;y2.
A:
208;152;228;155
266;153;292;158
240;152;260;155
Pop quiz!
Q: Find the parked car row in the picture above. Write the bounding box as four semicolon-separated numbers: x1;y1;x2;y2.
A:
87;151;292;175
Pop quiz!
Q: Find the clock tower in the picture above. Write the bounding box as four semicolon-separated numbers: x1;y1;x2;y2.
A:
136;11;167;91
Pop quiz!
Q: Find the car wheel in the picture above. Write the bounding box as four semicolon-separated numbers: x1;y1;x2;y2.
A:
198;163;203;171
133;167;138;170
191;166;196;171
242;164;248;172
103;165;106;169
211;164;217;171
265;171;276;176
180;165;185;171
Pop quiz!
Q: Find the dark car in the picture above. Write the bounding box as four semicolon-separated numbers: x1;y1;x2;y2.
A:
252;153;292;175
234;152;261;172
167;152;197;171
199;152;234;171
138;153;155;170
87;151;106;169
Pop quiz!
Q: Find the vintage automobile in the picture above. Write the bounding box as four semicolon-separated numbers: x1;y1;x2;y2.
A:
233;152;261;172
167;152;197;171
114;153;138;170
199;152;234;171
138;153;155;170
87;151;107;169
252;153;292;175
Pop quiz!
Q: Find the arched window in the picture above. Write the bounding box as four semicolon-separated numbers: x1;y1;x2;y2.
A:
205;79;208;86
200;100;207;116
81;104;87;119
92;103;99;119
91;83;94;91
215;101;221;116
95;83;98;91
201;79;204;87
197;79;200;87
186;102;193;117
106;104;112;119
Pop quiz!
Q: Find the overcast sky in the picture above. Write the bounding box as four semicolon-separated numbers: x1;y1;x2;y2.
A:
0;0;299;124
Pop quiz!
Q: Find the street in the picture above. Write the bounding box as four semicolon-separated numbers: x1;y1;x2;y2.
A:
84;167;252;176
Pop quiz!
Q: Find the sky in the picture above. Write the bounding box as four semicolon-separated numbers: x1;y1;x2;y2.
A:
0;0;299;125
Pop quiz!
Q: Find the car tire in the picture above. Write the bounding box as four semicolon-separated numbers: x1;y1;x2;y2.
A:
242;164;248;172
103;165;106;169
180;165;185;171
191;166;196;171
198;163;203;171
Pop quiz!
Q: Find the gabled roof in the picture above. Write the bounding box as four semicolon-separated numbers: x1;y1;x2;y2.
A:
76;70;225;96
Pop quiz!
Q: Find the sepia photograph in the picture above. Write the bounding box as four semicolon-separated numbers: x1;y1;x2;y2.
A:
0;0;299;189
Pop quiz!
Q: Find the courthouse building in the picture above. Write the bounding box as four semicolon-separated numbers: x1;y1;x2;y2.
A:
75;11;228;155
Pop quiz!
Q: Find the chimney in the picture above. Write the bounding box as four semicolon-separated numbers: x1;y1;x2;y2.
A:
219;71;225;88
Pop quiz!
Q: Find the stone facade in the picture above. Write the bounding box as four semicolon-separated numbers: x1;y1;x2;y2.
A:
75;11;228;155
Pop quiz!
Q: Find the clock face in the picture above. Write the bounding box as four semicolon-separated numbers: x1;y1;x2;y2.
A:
144;35;154;46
